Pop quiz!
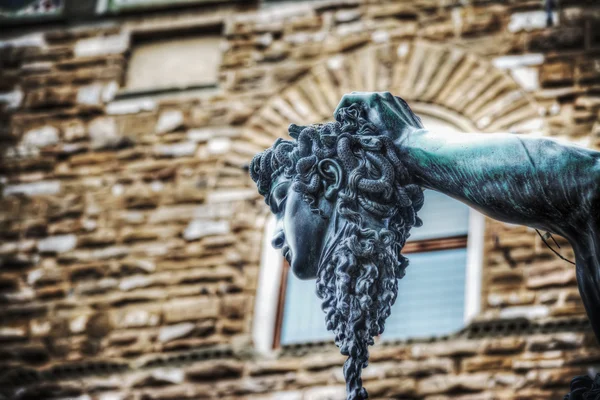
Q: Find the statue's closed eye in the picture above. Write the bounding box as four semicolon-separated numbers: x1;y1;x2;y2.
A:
272;196;287;215
270;182;289;214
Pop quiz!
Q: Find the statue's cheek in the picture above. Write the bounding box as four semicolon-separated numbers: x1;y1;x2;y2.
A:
283;190;328;279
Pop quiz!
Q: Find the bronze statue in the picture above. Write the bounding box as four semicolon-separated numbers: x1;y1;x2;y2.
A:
249;92;600;400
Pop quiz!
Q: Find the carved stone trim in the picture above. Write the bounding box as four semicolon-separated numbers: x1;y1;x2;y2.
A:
240;40;543;159
279;316;592;358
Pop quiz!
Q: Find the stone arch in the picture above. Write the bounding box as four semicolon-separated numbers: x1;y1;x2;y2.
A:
238;39;543;154
237;39;545;349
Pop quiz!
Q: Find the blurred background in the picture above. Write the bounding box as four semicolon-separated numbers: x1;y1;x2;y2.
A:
0;0;599;399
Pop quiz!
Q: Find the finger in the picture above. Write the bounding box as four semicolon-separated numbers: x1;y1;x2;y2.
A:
333;92;370;116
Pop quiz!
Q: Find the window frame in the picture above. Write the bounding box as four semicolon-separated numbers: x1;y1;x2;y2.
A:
112;24;224;102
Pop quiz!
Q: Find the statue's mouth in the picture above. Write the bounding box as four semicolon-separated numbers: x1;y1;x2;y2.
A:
282;246;291;264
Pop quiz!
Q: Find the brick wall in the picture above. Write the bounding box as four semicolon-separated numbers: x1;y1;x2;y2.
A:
1;1;600;399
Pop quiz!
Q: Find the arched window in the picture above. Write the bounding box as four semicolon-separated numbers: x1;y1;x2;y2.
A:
252;111;485;351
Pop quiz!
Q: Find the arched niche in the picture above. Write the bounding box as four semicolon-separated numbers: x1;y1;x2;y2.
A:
241;39;543;353
238;39;543;153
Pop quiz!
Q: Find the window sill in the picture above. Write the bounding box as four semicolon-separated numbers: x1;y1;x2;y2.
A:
115;83;218;99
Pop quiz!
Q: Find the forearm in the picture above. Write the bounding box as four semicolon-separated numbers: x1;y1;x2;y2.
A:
400;129;532;190
398;129;598;236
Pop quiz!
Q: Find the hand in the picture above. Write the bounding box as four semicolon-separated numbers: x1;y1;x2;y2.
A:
334;91;423;142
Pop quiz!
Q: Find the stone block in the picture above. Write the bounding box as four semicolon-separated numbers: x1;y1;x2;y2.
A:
248;359;299;376
300;352;347;371
137;384;214;399
79;229;117;247
206;189;258;203
368;346;408;362
416;372;491;396
564;348;600;366
158;322;195;343
499;305;549;319
267;391;303;400
540;61;575;86
106;98;156;115
30;319;51;337
385;358;455;377
37;234;77;253
303;386;346;400
534;367;581;387
508;11;558;33
412;339;482;358
173;180;206;204
183;220;230;241
153;141;197;158
148;205;197;224
74;33;130;58
510;67;539;91
162;335;224;351
63;120;87;142
156;109;184;134
77;82;103;105
68;262;106;281
24;86;77;108
206;137;232;154
76;277;118;295
0;240;36;255
86;312;112;338
487;267;523;287
219;319;244;334
295;369;333;388
79;245;130;261
482;337;526;354
89;117;127;150
460;7;504;37
364;377;416;397
119;275;154;291
70;152;116;166
366;4;418;19
3;180;61;197
335;9;361;23
492;53;544;70
186;359;244;381
527;333;585;352
578;58;600;83
22;125;59;148
163;297;219;323
110;306;161;329
529;27;584;53
132;368;185;387
121;226;179;243
187;127;240;143
1;287;35;304
36;284;66;300
124;184;159;209
487;291;536;307
0;88;23;109
462;355;511;372
526;267;576;289
0;326;27;341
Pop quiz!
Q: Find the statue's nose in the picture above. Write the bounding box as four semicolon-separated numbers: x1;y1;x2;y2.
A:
271;230;285;249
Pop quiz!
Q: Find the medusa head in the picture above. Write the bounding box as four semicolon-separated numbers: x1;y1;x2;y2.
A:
250;103;425;400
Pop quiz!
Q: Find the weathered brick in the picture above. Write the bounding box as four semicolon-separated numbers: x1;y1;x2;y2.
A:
163;297;220;323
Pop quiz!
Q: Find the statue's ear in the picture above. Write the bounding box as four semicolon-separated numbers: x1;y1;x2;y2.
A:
317;159;344;200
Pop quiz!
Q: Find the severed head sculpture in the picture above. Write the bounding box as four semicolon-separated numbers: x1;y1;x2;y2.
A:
250;92;600;400
250;102;424;400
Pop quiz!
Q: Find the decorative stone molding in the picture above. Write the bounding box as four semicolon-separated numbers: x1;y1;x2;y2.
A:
238;40;543;172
